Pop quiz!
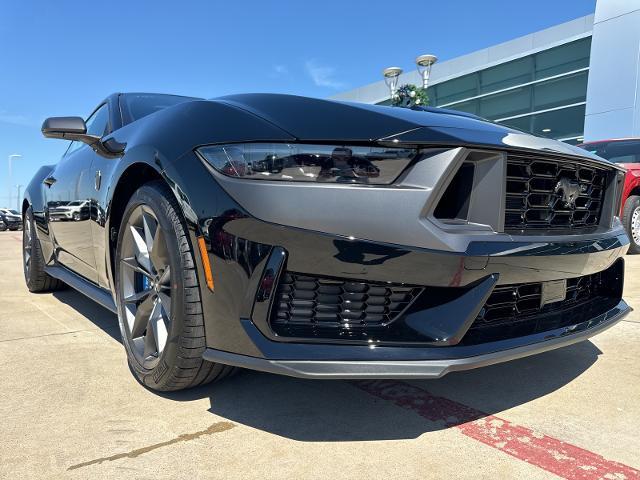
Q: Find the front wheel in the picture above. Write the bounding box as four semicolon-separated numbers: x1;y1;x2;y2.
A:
115;181;235;391
623;195;640;254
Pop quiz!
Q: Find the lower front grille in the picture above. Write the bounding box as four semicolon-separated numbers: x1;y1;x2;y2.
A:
265;261;623;345
462;259;624;345
504;153;611;233
270;272;422;339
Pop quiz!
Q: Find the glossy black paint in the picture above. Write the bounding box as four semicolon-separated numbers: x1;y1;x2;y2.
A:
201;299;629;378
25;92;631;372
225;298;630;362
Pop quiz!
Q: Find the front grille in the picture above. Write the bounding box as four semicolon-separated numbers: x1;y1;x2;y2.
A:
463;259;623;345
270;272;422;337
504;153;610;232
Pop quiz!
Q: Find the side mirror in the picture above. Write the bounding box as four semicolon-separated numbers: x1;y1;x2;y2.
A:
42;116;100;145
41;116;124;157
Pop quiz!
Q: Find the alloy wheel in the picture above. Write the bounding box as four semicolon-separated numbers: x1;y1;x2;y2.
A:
119;205;173;369
632;206;640;246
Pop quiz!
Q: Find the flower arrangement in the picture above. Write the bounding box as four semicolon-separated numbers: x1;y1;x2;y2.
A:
391;84;429;108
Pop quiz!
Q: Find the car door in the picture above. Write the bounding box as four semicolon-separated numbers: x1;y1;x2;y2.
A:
45;103;110;283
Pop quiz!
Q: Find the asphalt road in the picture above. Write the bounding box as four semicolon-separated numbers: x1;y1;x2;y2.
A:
1;230;639;479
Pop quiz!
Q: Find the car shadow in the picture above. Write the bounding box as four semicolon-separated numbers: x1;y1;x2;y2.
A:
159;340;602;442
51;289;121;342
49;287;602;442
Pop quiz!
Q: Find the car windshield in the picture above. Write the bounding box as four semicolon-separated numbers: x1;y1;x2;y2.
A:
580;140;640;164
121;93;200;124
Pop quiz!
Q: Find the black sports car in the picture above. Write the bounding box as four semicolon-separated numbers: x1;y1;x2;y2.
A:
23;92;630;391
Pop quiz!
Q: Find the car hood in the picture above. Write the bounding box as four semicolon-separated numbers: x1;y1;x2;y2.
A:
214;93;607;164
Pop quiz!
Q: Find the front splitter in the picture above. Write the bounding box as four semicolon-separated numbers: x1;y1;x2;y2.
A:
202;300;631;379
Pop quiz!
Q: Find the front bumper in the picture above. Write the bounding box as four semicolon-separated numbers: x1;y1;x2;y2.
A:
179;146;631;379
203;298;630;379
196;215;629;378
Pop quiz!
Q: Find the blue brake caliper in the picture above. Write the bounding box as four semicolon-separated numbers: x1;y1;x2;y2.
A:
140;274;151;292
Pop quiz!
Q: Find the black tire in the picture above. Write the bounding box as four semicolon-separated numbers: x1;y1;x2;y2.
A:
622;195;640;254
23;207;65;292
115;181;235;391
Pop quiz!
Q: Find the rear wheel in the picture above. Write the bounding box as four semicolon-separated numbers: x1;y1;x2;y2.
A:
22;207;65;292
623;195;640;254
115;181;235;391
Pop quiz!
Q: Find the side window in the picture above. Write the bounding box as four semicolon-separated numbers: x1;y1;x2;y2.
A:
65;140;83;156
64;104;110;157
85;104;110;137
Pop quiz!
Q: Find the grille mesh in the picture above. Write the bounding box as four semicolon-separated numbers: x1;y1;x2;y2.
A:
504;153;610;232
270;272;422;335
463;259;623;346
473;272;605;329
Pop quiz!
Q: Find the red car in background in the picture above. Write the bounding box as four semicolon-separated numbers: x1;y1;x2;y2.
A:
579;139;640;253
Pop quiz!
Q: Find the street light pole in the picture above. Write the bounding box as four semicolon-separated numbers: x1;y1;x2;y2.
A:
7;154;21;209
382;67;403;101
16;185;23;212
415;54;438;90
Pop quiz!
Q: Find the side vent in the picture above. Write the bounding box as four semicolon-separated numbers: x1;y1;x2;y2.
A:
434;162;474;221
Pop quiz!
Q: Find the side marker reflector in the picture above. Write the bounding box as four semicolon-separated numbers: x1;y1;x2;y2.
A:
197;236;214;291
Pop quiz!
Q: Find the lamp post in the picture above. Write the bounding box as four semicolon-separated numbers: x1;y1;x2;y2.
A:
7;154;21;209
382;67;403;101
16;185;23;212
415;54;438;90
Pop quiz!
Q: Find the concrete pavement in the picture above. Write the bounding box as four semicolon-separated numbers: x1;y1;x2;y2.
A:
0;230;639;479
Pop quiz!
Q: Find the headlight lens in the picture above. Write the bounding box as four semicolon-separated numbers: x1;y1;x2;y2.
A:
196;143;416;184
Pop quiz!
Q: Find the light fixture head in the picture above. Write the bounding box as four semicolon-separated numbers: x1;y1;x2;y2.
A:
383;67;403;79
415;54;438;89
383;67;403;99
415;54;438;68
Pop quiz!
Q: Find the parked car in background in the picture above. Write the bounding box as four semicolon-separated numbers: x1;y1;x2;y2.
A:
0;216;6;231
0;209;22;230
578;139;640;253
48;200;90;221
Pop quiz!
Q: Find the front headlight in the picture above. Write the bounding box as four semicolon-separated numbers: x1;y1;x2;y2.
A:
196;143;417;185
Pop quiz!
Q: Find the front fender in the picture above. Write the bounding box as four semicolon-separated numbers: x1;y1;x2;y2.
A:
622;169;640;213
24;165;55;262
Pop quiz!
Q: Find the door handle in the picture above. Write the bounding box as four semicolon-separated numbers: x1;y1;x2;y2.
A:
43;176;57;187
95;170;102;190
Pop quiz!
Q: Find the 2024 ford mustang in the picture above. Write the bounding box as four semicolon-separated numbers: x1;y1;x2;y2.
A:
23;92;631;391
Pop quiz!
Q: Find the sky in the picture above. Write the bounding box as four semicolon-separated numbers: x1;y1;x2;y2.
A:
0;0;597;209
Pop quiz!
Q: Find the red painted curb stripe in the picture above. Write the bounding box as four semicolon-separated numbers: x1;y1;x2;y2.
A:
353;380;640;480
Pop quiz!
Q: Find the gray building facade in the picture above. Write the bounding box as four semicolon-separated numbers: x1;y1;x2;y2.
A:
333;0;640;145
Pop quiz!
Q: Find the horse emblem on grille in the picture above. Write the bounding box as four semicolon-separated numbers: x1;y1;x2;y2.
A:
554;178;583;208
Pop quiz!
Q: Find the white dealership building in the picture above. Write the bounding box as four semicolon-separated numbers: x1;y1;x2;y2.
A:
333;0;640;144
